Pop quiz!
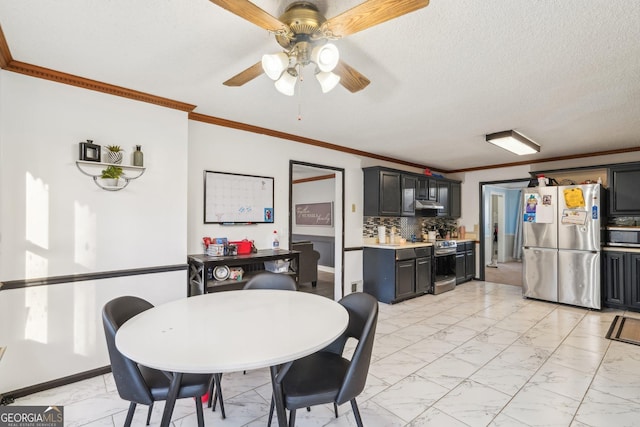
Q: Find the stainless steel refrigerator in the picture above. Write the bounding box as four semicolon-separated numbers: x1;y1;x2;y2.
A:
522;183;602;309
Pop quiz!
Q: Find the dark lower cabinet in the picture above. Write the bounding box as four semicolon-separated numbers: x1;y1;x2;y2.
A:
455;241;476;284
603;250;640;311
364;246;433;304
396;259;416;300
416;255;432;294
465;245;476;280
455;251;466;284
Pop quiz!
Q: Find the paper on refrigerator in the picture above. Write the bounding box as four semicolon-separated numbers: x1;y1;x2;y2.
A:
523;193;554;223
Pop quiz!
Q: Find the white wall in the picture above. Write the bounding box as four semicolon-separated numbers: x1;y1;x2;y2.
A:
0;71;188;393
187;120;364;253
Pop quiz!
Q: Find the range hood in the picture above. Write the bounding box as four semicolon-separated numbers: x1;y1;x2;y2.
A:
415;199;444;210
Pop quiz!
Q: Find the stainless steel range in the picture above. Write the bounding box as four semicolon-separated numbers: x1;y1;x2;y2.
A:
433;240;457;295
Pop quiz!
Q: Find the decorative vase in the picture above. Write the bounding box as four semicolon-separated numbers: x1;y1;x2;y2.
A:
133;145;144;166
108;151;123;164
102;178;119;187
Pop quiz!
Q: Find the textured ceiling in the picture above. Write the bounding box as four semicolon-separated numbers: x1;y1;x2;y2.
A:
1;0;639;171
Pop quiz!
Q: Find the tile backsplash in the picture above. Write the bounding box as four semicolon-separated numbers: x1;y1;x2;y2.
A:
364;216;459;240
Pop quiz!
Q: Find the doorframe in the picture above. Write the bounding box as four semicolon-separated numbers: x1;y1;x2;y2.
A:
478;177;530;281
289;160;345;300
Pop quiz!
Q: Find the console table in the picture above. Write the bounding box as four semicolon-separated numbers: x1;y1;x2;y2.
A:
187;249;300;296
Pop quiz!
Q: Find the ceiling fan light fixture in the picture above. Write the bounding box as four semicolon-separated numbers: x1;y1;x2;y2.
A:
486;130;540;155
274;70;298;96
311;43;339;72
316;71;341;93
262;52;289;80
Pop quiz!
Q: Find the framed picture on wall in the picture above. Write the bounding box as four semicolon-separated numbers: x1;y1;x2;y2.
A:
295;202;333;226
204;170;274;224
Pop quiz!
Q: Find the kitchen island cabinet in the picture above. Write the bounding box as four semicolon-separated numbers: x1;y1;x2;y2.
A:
363;244;433;304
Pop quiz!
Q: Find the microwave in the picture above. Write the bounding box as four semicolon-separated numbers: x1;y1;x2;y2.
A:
606;226;640;247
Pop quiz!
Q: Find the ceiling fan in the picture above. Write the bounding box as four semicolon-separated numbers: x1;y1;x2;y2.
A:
210;0;430;94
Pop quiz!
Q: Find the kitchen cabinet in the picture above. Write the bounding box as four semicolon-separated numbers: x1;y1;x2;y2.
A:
437;181;450;217
363;246;433;303
364;167;401;216
450;182;461;219
465;243;476;280
455;249;466;284
363;166;460;218
417;177;437;201
402;175;417;216
609;163;640;216
603;249;640;311
455;242;476;284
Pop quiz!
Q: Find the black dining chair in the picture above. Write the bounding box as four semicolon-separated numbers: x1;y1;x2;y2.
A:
243;271;298;291
208;271;298;414
102;296;212;427
267;292;378;427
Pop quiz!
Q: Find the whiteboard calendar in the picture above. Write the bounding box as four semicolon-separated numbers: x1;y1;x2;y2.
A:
204;170;274;224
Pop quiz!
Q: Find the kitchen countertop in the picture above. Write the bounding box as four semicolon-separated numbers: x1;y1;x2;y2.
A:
363;242;434;249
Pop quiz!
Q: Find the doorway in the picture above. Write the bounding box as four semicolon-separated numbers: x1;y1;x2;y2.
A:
479;179;530;286
289;161;344;301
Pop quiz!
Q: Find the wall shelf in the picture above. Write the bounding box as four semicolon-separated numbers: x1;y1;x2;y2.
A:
76;160;146;191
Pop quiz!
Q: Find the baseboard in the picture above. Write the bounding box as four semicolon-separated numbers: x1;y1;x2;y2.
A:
0;366;111;405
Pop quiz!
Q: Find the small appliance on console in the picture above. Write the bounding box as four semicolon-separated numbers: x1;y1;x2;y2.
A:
433;240;457;294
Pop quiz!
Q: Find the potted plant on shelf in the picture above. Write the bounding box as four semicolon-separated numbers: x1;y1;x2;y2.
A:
101;165;124;187
105;145;124;164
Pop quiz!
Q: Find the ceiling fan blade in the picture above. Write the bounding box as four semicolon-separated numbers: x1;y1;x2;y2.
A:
209;0;289;33
223;61;264;86
334;61;370;93
322;0;429;37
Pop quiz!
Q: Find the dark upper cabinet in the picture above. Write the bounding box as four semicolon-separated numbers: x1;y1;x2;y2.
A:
364;167;460;218
450;182;461;219
437;181;450;217
364;168;401;216
402;175;417;216
418;177;437;201
609;163;640;216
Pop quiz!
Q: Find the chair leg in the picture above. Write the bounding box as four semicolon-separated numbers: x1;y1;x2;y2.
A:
195;396;204;427
213;373;226;419
312;280;317;287
124;402;136;427
268;397;275;426
350;399;363;427
288;409;296;427
146;402;154;425
207;377;214;408
333;402;338;418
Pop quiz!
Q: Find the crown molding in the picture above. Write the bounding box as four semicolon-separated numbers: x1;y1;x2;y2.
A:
0;24;13;68
3;60;196;112
188;112;440;171
447;146;640;174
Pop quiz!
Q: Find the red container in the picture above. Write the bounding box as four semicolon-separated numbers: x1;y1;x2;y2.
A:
230;240;253;255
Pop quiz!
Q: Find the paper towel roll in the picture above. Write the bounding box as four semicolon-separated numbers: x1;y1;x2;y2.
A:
378;226;386;244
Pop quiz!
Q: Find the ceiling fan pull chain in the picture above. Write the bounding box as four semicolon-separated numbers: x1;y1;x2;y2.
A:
297;64;303;121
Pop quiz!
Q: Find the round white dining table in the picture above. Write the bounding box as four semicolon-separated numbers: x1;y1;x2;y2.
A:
116;290;349;427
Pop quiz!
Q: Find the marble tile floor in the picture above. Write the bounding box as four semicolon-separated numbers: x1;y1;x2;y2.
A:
9;280;640;427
